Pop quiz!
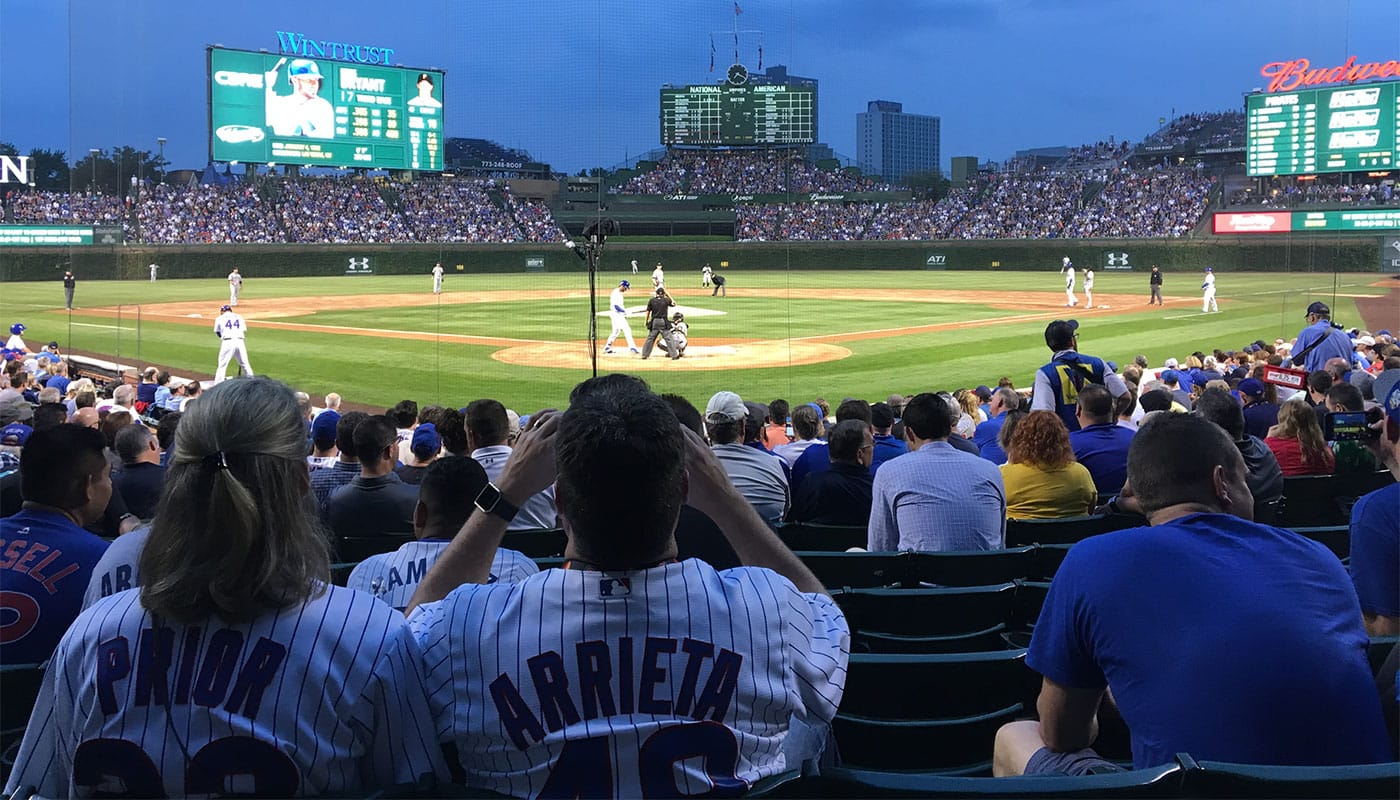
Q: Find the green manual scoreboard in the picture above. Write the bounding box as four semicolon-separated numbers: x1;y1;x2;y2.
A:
1246;80;1400;176
660;84;817;146
208;46;444;171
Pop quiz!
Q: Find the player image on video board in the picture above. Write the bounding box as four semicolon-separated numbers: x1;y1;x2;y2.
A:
407;72;442;109
264;57;335;138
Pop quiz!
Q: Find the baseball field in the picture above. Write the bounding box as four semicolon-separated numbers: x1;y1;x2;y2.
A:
1;268;1394;412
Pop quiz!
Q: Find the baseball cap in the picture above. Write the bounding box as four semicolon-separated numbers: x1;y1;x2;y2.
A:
1374;369;1400;422
1192;371;1213;389
1305;301;1330;317
1204;267;1212;272
310;409;341;446
1044;319;1079;348
1238;378;1265;398
743;401;768;429
1164;357;1179;369
619;280;630;289
411;423;442;459
1349;370;1376;401
0;422;31;446
1378;329;1393;337
974;385;992;401
506;409;521;440
46;341;58;349
1356;335;1376;347
416;72;434;85
0;396;33;426
1161;369;1177;384
220;304;232;312
704;391;746;422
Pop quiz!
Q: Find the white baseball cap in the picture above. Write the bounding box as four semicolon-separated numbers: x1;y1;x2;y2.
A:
705;391;746;422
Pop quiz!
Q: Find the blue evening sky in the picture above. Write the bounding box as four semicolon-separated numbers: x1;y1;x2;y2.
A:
1;0;1397;174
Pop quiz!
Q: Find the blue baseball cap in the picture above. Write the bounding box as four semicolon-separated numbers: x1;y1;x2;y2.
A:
411;423;442;459
1375;370;1400;422
310;409;340;445
1238;378;1265;398
619;280;630;289
1160;369;1177;384
0;422;32;446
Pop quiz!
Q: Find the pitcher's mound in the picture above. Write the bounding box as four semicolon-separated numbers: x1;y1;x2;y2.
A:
492;340;851;370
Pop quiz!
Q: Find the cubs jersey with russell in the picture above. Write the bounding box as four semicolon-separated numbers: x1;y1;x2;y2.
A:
214;309;253;381
407;560;849;797
347;539;539;611
5;585;447;797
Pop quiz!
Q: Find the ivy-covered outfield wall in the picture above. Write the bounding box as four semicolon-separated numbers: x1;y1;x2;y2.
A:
0;235;1385;281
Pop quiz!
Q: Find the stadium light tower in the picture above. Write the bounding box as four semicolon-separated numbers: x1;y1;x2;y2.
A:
156;137;167;183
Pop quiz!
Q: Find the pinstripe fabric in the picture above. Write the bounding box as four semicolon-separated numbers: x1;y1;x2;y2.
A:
408;560;849;797
348;540;539;611
4;585;448;797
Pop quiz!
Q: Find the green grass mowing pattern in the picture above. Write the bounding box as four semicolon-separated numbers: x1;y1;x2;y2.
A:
0;270;1385;412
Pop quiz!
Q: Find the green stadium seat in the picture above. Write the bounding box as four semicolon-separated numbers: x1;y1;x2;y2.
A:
1033;543;1075;580
500;528;569;558
1;663;46;786
1286;525;1349;560
796;551;910;589
1369;635;1399;675
840;651;1041;721
834;584;1020;653
335;534;412;563
832;705;1022;773
1014;580;1052;628
1005;514;1141;548
811;762;1184;798
1277;471;1394;529
907;546;1039;587
1183;757;1400;798
776;522;868;552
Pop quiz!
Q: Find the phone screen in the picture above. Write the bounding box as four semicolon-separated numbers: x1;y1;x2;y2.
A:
785;421;794;438
1324;411;1368;441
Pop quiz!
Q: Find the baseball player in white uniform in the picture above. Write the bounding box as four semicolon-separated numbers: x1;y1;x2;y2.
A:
432;261;444;294
604;280;640;354
227;268;243;306
213;304;254;382
651;262;665;289
631;259;638;275
1082;267;1095;309
701;263;713;288
1061;258;1078;307
148;263;159;282
1201;267;1218;312
402;386;849;798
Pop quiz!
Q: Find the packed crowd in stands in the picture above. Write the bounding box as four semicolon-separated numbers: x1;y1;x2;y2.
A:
735;200;874;241
396;179;522;242
1139;110;1244;150
949;171;1091;239
133;183;284;243
1230;178;1398;208
1062;166;1216;238
1;297;1397;794
612;148;891;195
5;189;127;226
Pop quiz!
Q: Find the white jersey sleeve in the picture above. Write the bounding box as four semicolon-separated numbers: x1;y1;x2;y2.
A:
406;561;849;797
82;526;151;609
6;586;448;797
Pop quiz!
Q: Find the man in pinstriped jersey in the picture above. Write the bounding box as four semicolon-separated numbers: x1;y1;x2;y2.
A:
406;374;849;797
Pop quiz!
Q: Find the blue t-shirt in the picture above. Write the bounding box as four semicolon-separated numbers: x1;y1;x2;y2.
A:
1027;513;1389;769
0;508;110;664
1350;482;1399;619
790;441;831;492
1068;423;1135;495
973;413;1008;465
1293;320;1355;373
869;433;908;475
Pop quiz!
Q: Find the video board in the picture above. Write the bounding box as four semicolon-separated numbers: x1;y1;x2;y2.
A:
661;85;817;146
208;46;444;171
1246;80;1400;176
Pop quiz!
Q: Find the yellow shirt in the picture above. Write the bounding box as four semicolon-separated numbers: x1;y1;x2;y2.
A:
1000;461;1098;520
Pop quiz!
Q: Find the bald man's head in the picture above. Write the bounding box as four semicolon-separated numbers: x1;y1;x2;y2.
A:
72;407;99;429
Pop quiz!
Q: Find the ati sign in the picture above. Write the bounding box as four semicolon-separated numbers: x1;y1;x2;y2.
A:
1102;251;1133;270
1383;237;1400;273
345;256;373;275
924;254;947;270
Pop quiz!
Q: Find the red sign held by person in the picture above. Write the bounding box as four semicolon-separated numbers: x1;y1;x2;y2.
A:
1261;365;1309;390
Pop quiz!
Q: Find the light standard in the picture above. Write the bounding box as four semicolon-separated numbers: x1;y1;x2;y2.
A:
88;148;100;194
156;137;167;184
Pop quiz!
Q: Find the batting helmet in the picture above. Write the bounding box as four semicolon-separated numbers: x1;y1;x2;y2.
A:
220;305;232;312
287;59;323;84
619;280;630;289
9;323;24;335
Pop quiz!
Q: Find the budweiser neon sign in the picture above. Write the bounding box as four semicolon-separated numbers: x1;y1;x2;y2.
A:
1261;56;1400;92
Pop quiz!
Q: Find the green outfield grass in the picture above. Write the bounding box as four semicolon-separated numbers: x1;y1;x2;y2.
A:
0;269;1385;413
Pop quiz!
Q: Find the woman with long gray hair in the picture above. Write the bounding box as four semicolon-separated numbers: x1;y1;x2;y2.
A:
7;378;446;797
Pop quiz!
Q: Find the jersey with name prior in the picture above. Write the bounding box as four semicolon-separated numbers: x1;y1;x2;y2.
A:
407;560;849;798
214;312;247;340
1038;351;1109;430
5;585;447;797
1;509;110;664
347;539;539;611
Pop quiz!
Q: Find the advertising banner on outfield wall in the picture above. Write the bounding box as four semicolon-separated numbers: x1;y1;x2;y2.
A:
1383;237;1400;272
1214;209;1400;234
345;256;373;274
1102;251;1133;270
924;253;947;270
0;225;95;246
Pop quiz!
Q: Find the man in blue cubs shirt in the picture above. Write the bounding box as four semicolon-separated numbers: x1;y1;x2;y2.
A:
0;425;110;664
1030;319;1128;432
1350;369;1400;637
1291;302;1357;374
994;412;1389;775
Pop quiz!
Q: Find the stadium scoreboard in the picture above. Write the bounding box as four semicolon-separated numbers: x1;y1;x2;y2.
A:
208;46;444;171
1246;80;1400;177
661;85;817;146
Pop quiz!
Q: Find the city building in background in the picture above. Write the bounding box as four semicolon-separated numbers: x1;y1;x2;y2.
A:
856;100;941;183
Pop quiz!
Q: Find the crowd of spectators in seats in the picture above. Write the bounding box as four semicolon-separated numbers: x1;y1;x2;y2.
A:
5;189;127;226
1139;111;1244;150
735;201;874;241
1058;139;1133;169
1;307;1397;794
950;171;1091;239
1230;179;1397;208
613;148;890;195
1062;166;1215;238
133;183;284;243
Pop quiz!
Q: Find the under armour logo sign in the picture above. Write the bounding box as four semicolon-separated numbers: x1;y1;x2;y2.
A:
1106;253;1130;266
346;257;372;274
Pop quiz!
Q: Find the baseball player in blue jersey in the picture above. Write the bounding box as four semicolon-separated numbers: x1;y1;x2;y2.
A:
213;304;253;382
603;280;640;354
348;456;538;611
405;375;849;797
6;378;447;797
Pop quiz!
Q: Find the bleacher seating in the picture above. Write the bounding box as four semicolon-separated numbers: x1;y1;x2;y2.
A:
335;534;412;563
1005;513;1143;547
812;762;1185;798
776;522;867;552
1276;472;1395;529
835;584;1021;653
1181;756;1400;799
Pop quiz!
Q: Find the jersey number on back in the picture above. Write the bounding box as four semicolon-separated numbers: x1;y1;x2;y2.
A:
223;319;240;330
73;736;299;796
538;721;746;798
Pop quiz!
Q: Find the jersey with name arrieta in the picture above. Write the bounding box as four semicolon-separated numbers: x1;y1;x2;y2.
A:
407;559;849;798
1;508;109;664
5;584;447;797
